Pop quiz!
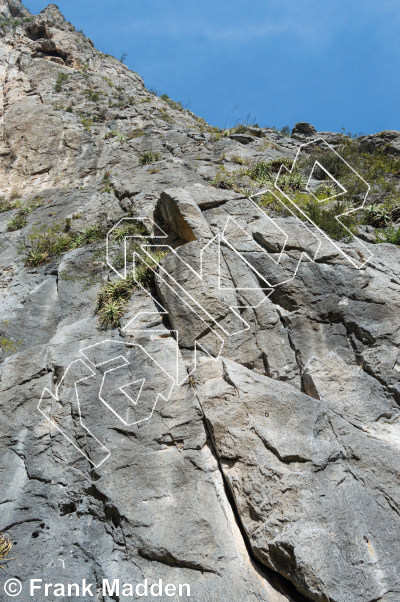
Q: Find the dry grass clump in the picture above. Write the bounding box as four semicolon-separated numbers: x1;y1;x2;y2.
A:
0;533;12;569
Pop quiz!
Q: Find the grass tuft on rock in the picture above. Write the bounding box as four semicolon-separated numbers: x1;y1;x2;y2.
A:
139;151;161;166
95;248;169;327
0;533;12;569
19;222;106;268
5;197;44;230
7;210;28;231
101;171;115;193
54;72;69;92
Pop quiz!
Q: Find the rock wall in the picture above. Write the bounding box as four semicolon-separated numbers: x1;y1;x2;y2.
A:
1;3;400;601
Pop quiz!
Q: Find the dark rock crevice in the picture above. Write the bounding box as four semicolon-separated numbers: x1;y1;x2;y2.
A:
137;548;221;575
199;413;312;602
1;4;399;601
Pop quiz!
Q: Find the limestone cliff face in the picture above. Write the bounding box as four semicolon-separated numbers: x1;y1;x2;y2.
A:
1;3;400;602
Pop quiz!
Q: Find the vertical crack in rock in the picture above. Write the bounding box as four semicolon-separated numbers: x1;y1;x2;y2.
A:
200;413;312;602
1;3;400;601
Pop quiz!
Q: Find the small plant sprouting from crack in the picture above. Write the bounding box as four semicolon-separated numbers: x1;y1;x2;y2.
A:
231;155;246;165
249;157;295;185
0;533;13;569
80;117;94;132
97;298;125;327
6;210;28;231
188;376;197;389
83;88;100;102
101;171;114;194
104;130;119;140
103;76;114;87
112;223;148;243
54;72;69;92
6;197;45;231
0;337;23;354
139;151;161;166
128;129;145;139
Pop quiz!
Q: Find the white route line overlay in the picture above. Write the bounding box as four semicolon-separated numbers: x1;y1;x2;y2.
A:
38;341;174;467
271;137;373;269
38;358;110;468
39;140;372;466
108;216;291;345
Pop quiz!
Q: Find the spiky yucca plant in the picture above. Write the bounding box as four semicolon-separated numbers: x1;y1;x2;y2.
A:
277;172;305;191
95;249;169;327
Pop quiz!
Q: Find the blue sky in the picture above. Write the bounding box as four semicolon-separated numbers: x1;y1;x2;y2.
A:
24;0;400;134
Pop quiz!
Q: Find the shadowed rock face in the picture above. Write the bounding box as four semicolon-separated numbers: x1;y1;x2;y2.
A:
1;3;400;601
0;0;30;19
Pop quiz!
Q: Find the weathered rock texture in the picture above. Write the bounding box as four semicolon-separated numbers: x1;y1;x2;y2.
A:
1;3;400;602
360;130;400;156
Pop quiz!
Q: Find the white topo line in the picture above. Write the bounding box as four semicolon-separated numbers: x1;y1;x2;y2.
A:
40;146;372;465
